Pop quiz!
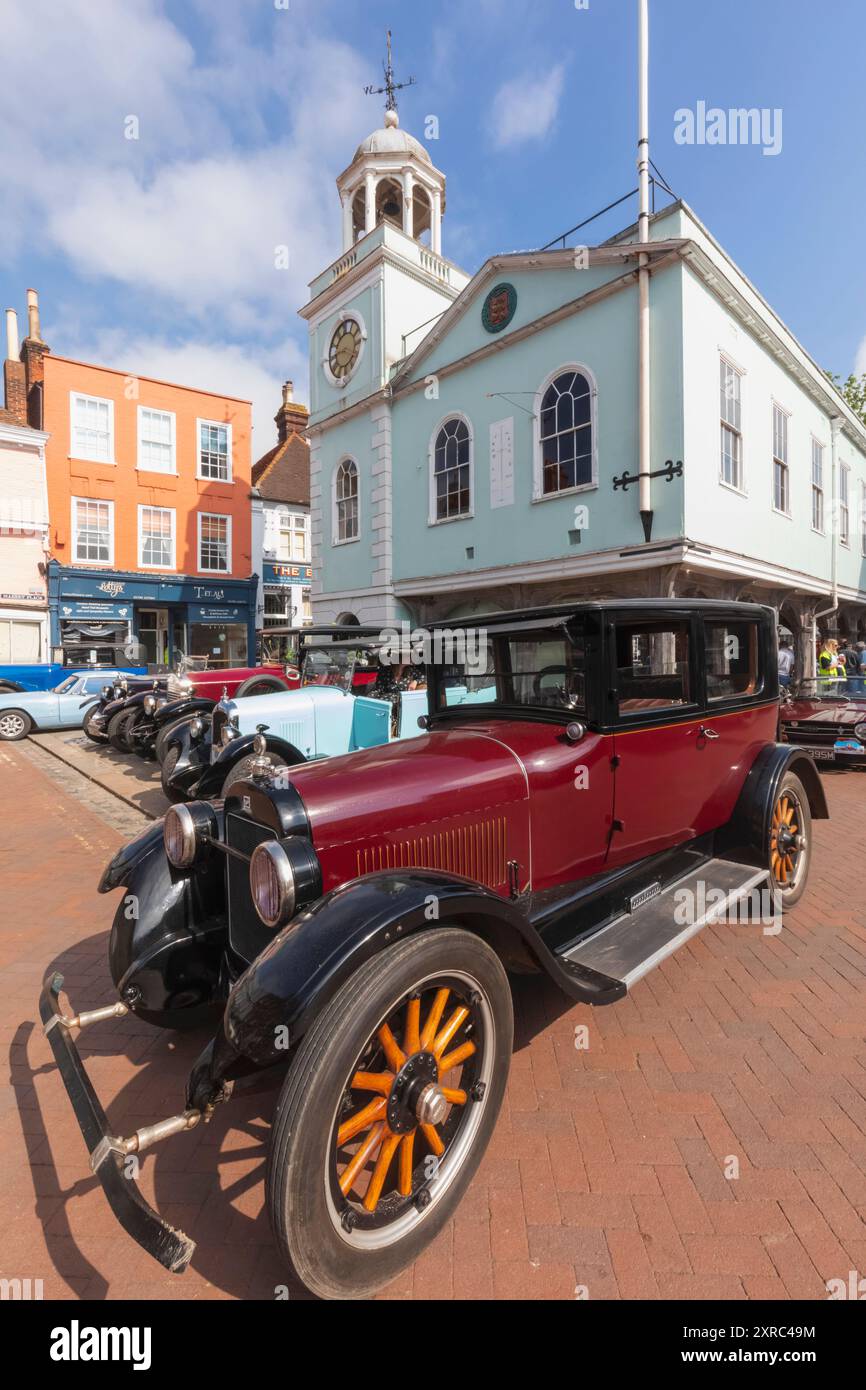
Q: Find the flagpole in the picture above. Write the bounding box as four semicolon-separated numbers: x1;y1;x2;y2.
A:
637;0;653;542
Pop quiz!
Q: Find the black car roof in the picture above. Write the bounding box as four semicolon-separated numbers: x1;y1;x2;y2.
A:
429;598;773;630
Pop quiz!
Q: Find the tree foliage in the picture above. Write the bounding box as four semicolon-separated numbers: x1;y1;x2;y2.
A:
826;370;866;426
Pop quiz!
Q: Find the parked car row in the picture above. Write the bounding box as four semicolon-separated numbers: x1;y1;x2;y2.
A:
39;599;832;1300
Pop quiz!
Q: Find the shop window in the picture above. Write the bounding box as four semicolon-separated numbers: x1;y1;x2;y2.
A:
197;420;232;481
198;512;230;572
138;407;176;473
72;497;113;565
187;623;248;667
138;505;176;569
70;393;114;463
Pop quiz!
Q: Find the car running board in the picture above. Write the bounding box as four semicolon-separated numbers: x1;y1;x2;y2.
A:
562;858;770;989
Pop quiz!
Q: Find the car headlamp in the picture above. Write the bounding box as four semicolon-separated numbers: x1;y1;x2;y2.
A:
102;684;113;699
144;694;157;714
190;716;204;738
855;721;866;741
163;801;217;869
249;836;321;930
220;715;239;747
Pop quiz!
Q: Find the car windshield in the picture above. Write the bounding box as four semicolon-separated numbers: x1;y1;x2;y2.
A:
177;655;210;674
53;676;81;693
301;646;358;692
433;629;585;715
792;677;863;703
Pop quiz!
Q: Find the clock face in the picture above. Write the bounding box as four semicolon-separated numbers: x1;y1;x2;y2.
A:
328;317;363;382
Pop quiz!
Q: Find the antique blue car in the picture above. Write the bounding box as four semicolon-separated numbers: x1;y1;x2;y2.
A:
0;670;139;740
161;634;427;801
0;661;145;694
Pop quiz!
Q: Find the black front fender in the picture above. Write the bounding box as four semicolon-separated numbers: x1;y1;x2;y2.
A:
154;696;215;729
723;742;829;862
193;732;306;798
185;870;623;1109
99;809;228;1022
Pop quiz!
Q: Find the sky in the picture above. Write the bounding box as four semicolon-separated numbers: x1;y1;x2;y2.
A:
1;0;864;452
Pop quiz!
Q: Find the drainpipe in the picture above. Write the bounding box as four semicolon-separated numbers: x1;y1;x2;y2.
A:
637;0;652;543
812;415;842;673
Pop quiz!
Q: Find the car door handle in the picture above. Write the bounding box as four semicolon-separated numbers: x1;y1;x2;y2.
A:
699;725;720;740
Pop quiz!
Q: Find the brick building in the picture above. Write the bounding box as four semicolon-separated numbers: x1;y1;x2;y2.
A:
251;381;312;632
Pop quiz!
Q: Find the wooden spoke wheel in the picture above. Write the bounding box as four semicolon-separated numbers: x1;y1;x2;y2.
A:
267;928;512;1300
768;772;811;909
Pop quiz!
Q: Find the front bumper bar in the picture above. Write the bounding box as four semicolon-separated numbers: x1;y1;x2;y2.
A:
39;972;195;1274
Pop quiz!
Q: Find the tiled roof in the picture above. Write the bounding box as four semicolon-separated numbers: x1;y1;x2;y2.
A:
252;431;310;506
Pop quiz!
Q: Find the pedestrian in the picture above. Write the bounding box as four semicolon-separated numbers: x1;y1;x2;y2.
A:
818;638;842;692
840;637;861;694
777;637;795;689
855;641;866;697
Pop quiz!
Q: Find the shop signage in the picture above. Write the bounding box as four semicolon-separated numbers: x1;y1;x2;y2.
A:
59;600;131;619
264;562;313;586
96;580;126;597
189;604;245;623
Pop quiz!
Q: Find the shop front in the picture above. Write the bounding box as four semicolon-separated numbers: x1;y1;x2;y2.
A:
261;561;313;631
48;562;258;669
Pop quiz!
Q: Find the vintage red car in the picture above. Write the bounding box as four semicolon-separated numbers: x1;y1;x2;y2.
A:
780;677;866;767
40;599;826;1299
166;655;299;702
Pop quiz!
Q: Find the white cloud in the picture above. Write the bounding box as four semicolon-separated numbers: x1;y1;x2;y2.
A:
488;64;566;150
0;3;371;333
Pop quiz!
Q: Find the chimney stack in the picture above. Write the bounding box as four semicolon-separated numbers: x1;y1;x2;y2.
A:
26;288;42;342
19;287;50;428
3;308;27;425
274;379;309;443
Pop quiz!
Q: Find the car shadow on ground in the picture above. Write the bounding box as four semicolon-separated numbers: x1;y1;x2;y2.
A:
22;931;566;1301
36;733;170;818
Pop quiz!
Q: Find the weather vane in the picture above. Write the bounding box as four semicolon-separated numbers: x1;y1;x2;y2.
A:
364;29;415;114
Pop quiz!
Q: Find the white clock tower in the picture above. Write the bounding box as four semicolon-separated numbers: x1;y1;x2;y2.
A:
301;36;470;625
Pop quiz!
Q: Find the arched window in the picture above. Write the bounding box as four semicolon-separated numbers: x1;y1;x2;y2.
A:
334;459;359;543
431;416;472;522
537;369;594;496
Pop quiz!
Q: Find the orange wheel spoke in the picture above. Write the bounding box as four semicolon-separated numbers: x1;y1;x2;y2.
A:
433;1005;469;1058
420;988;450;1050
398;1132;415;1196
440;1087;467;1105
337;1095;386;1148
377;1023;405;1073
339;1122;385;1196
421;1123;445;1157
363;1132;401;1212
404;996;421;1056
438;1040;476;1072
351;1070;393;1095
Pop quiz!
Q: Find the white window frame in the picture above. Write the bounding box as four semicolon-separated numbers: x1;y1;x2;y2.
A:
532;363;598;502
71;496;115;566
196;418;233;483
771;401;792;518
137;504;176;570
197;511;232;573
428;412;475;525
332;457;360;545
282;510;310;562
810;436;825;534
719;355;745;494
69;392;115;464
137;406;176;474
839;463;851;547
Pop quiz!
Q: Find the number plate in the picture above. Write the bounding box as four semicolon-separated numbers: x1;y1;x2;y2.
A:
808;748;835;761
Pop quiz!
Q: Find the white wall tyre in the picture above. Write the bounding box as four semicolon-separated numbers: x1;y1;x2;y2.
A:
0;710;31;740
266;927;513;1300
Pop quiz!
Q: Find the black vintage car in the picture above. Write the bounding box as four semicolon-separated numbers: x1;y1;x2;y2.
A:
40;600;826;1299
83;676;167;746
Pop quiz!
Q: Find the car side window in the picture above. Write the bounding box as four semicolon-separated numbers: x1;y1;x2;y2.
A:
615;621;692;714
705;620;762;701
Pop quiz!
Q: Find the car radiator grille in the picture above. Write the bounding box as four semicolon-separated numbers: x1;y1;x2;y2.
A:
354;816;508;891
226;811;277;963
